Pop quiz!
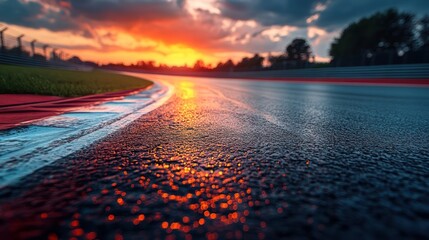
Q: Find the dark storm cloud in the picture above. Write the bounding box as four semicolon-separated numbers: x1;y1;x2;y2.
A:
1;0;427;59
217;0;326;27
0;0;79;31
0;0;187;32
217;0;429;30
315;0;429;31
3;0;427;33
68;0;186;24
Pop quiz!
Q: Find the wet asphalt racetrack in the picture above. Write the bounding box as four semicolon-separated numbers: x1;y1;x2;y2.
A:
1;74;429;240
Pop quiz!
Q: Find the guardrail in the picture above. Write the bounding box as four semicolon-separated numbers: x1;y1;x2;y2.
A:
224;64;429;79
0;51;93;71
0;25;93;71
116;63;429;80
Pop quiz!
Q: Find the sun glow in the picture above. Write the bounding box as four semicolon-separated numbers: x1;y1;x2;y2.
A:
177;81;196;100
0;22;220;66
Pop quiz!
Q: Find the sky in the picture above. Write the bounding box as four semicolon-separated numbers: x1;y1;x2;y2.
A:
0;0;428;66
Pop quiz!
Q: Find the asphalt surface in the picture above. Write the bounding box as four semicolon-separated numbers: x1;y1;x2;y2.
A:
1;74;429;240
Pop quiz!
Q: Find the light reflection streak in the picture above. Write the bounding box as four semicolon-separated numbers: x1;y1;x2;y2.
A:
135;80;265;238
67;78;274;239
177;81;196;100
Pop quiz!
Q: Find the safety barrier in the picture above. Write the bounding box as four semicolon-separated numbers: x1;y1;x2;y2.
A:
0;25;92;71
224;64;429;79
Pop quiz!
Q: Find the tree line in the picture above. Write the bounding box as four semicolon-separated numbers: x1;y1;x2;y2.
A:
330;8;429;66
103;37;315;73
101;8;429;72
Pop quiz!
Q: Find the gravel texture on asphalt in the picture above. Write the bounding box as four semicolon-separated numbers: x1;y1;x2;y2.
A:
1;75;429;240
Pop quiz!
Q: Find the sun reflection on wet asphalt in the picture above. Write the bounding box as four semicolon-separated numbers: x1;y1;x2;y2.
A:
177;81;196;100
128;80;271;239
1;75;429;239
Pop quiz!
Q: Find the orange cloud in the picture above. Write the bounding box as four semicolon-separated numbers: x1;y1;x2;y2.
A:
0;0;339;66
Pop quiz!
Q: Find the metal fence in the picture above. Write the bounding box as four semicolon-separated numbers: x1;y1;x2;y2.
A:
141;63;429;80
222;63;429;79
331;48;429;67
0;25;93;71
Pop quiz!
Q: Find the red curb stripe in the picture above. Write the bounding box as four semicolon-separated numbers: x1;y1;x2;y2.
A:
0;86;153;131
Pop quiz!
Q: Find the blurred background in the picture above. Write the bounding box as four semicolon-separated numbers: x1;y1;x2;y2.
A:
1;0;428;73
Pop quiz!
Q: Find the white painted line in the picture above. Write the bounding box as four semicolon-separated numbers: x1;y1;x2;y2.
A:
0;81;174;188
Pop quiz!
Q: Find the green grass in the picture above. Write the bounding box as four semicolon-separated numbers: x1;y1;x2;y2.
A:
0;65;153;97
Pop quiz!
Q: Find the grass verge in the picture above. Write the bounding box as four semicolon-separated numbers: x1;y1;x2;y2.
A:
0;64;153;97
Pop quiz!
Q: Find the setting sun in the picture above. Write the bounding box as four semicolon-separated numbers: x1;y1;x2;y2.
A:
1;1;429;239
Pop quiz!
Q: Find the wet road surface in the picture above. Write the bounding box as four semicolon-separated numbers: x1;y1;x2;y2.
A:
1;74;429;239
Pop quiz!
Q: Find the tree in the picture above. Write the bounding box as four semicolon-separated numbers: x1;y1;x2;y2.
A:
136;60;156;70
214;59;235;72
286;38;312;63
235;54;264;71
329;8;416;63
193;59;206;71
419;15;429;47
268;54;288;70
68;56;83;64
223;59;235;71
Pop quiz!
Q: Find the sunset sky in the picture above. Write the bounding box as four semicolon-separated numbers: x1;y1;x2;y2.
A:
0;0;427;66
